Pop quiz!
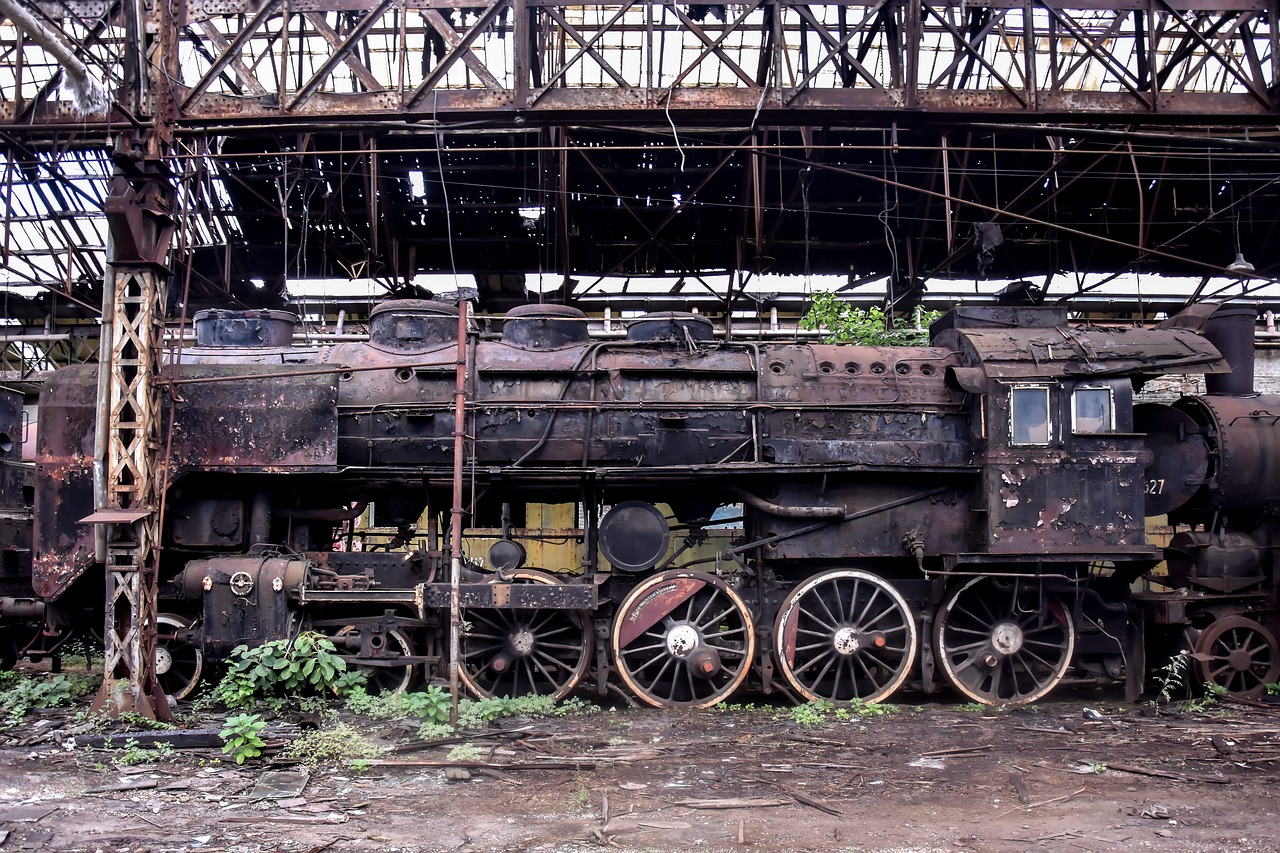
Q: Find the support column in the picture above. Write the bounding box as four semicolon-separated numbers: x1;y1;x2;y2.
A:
89;155;175;720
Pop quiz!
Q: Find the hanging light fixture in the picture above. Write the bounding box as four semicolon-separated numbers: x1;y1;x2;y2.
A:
1228;212;1254;275
1227;252;1255;275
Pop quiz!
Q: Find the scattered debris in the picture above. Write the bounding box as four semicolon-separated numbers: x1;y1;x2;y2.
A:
358;759;596;770
245;770;310;800
786;789;840;816
674;798;791;809
1008;770;1030;804
1139;804;1170;819
0;806;55;823
73;726;299;750
1106;763;1230;784
920;744;993;757
907;757;946;769
84;779;158;794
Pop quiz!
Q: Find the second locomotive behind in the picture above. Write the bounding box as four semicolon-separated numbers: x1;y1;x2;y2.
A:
18;299;1280;707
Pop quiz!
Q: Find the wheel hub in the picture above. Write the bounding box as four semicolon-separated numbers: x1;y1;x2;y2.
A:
666;624;700;656
511;628;535;655
155;645;173;675
991;622;1024;655
833;627;860;655
1227;649;1254;671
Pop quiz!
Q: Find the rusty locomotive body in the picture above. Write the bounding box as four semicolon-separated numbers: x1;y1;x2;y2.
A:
7;300;1280;707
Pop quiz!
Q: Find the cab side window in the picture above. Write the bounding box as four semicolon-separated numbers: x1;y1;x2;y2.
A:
1072;386;1113;434
1010;386;1051;445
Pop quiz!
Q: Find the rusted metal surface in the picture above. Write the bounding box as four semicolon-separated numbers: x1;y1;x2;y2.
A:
0;388;32;604
420;582;596;610
1172;394;1280;513
935;325;1230;379
614;574;705;647
33;365;98;600
164;365;338;471
22;299;1280;710
0;1;1277;130
176;556;308;660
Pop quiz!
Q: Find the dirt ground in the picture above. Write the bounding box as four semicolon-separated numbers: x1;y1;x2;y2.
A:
1;684;1279;853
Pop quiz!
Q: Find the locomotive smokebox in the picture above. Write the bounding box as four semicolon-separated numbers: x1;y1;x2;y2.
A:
1202;304;1257;396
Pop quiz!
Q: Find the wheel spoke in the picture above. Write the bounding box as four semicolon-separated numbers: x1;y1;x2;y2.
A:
615;571;755;708
775;570;916;704
461;573;590;700
935;577;1073;705
1194;616;1280;699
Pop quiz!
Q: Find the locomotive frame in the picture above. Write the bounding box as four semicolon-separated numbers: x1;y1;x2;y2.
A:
3;298;1279;708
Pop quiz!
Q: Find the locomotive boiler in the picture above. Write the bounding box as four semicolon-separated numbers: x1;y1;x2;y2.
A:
11;299;1280;707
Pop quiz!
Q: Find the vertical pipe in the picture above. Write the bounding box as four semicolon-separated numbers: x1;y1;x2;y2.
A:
513;0;528;105
448;298;469;724
941;135;953;252
93;246;117;563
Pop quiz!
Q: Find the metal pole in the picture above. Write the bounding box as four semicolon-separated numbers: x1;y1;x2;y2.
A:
448;299;469;725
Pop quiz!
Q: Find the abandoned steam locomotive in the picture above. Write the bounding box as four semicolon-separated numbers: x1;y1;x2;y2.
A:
4;299;1279;707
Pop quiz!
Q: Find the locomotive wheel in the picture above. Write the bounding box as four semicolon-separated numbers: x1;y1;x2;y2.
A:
1193;616;1280;699
774;569;917;704
155;614;203;701
460;569;591;700
934;577;1075;705
612;570;755;709
335;625;416;695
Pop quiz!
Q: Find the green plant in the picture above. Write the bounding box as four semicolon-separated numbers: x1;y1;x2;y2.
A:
790;700;833;728
1156;651;1191;703
0;673;76;726
219;713;267;764
211;632;349;708
402;686;453;723
568;779;592;813
457;696;512;728
446;743;482;762
116;710;175;731
554;696;600;717
280;720;382;765
1267;682;1280;696
800;292;941;346
344;684;452;725
1180;681;1228;714
845;698;897;718
955;702;986;713
417;721;454;740
113;738;177;766
332;670;367;698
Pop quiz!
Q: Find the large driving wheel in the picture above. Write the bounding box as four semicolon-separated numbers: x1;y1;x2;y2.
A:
460;569;591;700
612;570;755;708
335;624;416;695
1193;616;1280;699
934;576;1075;705
775;569;917;703
156;614;203;701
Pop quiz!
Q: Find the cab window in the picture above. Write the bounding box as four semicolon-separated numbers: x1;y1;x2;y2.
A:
1010;386;1051;445
1072;386;1113;434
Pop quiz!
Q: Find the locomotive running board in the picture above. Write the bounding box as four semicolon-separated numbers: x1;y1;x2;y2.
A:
299;582;597;613
417;582;597;614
